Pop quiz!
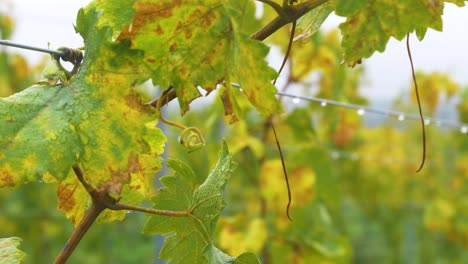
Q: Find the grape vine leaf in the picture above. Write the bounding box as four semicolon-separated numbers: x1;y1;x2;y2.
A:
287;202;350;258
83;0;137;39
1;6;166;224
295;1;334;39
112;0;281;118
0;237;25;264
203;245;259;264
143;142;259;263
336;0;466;65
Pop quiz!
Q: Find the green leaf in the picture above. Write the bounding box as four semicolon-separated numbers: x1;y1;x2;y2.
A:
0;85;82;186
287;202;350;258
203;244;260;264
0;237;26;264
335;0;367;16
81;0;137;39
143;142;255;263
114;0;281;117
286;108;316;140
296;1;335;39
234;252;260;264
1;6;166;224
337;0;454;65
445;0;466;6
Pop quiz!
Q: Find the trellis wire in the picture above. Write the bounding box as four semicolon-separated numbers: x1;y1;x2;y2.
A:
276;91;468;134
0;39;65;57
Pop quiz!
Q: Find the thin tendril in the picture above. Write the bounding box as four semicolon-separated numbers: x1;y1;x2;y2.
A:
273;20;296;85
272;123;292;221
156;91;205;151
156;91;187;130
270;20;296;220
406;33;426;172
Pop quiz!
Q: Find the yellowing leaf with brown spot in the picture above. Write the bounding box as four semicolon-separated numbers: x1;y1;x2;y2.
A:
115;0;281;118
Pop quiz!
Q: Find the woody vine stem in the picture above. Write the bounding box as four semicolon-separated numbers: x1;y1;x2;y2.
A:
53;166;190;264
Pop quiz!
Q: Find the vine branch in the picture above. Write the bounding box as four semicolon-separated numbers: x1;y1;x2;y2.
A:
251;0;329;41
54;166;191;264
53;202;105;264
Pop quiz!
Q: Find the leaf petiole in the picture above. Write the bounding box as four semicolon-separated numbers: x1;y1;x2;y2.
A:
110;203;190;217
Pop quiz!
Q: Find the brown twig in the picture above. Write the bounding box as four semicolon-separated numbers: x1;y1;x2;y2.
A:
53;202;105;264
54;166;191;264
406;33;426;172
145;86;176;108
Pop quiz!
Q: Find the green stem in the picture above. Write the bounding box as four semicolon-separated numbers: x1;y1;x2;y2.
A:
111;203;190;217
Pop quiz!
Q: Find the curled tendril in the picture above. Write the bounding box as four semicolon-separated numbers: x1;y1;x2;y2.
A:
155;91;206;152
179;127;205;152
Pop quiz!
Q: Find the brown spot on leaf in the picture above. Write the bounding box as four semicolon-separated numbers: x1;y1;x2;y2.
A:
0;173;15;187
175;21;183;31
154;24;164;35
169;43;177;52
102;153;142;195
200;11;217;28
184;28;193;39
118;1;180;40
221;92;239;124
57;183;78;212
179;67;189;77
147;57;156;63
188;9;202;22
127;153;142;173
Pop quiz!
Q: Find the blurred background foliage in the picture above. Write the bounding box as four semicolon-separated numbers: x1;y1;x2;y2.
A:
0;5;43;97
1;2;467;264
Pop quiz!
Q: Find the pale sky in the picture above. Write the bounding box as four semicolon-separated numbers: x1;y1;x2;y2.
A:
6;0;468;101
